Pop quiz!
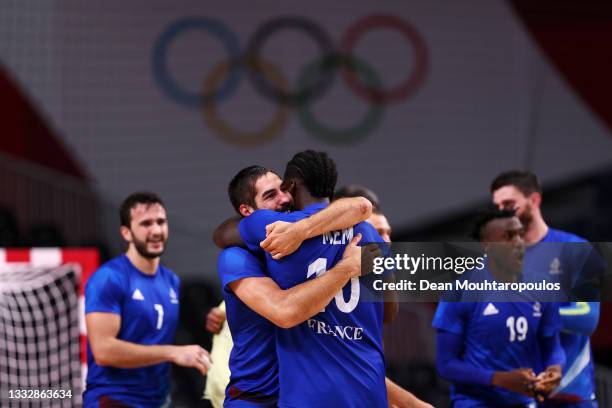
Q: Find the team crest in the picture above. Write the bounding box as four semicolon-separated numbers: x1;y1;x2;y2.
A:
549;257;562;275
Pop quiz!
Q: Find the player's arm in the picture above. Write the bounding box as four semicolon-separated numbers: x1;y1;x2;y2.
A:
86;312;211;375
212;215;243;249
534;303;565;398
558;302;600;335
533;332;564;398
261;197;372;258
206;302;227;334
435;329;494;386
229;234;367;328
385;377;433;408
213;197;372;253
436;329;537;395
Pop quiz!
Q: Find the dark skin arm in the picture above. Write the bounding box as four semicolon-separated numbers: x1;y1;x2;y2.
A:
212;216;243;248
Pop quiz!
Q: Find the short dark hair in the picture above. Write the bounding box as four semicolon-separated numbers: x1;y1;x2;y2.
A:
120;192;165;227
228;165;271;214
284;150;337;199
490;170;542;196
472;205;516;241
334;184;381;212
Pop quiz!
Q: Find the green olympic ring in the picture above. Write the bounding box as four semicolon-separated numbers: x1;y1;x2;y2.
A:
296;54;383;145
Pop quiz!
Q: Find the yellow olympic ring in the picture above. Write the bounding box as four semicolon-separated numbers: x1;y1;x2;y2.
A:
202;59;291;147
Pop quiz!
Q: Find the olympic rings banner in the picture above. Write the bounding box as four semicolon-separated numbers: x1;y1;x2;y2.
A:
152;15;428;146
3;1;612;279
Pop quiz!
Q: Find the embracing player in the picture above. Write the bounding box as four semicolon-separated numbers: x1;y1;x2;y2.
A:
231;151;390;407
212;165;380;407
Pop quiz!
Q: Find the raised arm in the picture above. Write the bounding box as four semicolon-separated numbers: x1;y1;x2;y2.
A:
261;197;373;258
86;312;211;375
229;234;366;328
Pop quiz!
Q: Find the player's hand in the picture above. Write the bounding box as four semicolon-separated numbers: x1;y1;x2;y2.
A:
260;221;307;259
337;233;363;278
492;368;537;396
361;243;382;277
534;365;562;401
205;307;226;334
169;345;212;376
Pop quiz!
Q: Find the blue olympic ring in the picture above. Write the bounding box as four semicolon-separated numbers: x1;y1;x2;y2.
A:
152;17;242;108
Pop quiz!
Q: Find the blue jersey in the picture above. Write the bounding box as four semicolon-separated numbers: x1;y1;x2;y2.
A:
217;247;278;407
239;203;388;408
525;229;599;404
433;301;562;407
84;254;180;408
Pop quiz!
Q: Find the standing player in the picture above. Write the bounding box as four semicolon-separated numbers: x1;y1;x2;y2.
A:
212;165;377;407
332;185;434;408
84;192;211;407
236;151;389;407
433;207;564;407
491;170;600;407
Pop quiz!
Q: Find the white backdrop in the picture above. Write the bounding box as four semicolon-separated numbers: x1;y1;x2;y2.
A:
1;0;611;278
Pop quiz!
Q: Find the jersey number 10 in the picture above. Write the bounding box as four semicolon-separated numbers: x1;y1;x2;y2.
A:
308;258;359;313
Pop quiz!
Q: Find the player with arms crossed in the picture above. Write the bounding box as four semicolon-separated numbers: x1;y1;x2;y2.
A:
433;207;564;408
234;151;390;407
212;165;377;407
491;170;600;407
84;192;211;407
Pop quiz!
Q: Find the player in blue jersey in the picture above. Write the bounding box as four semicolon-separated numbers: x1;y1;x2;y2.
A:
333;184;434;408
492;170;601;407
433;207;565;408
235;151;390;407
84;192;211;408
213;165;377;407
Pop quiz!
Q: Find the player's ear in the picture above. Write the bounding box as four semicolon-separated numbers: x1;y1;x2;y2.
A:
282;179;296;195
239;204;255;217
529;192;542;208
120;225;132;242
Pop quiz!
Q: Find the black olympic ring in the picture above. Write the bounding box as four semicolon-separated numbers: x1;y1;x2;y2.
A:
245;16;336;107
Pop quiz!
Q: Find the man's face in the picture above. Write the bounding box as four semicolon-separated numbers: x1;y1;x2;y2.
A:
367;213;392;243
253;172;293;212
492;185;535;227
482;216;525;276
122;203;168;259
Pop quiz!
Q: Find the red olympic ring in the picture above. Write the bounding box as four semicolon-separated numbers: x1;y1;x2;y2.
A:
340;14;429;104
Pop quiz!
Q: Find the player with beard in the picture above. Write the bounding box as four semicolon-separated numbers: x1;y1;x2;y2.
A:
491;171;600;407
84;192;211;408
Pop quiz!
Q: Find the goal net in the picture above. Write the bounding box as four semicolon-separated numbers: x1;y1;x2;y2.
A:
0;248;98;407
